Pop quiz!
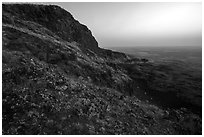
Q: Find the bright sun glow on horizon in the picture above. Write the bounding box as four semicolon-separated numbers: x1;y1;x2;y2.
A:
125;3;201;38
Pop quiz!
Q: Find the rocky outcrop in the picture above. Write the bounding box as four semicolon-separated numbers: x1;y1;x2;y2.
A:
3;4;99;51
2;4;202;135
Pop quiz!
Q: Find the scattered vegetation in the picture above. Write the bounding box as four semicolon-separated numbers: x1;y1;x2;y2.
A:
2;4;202;135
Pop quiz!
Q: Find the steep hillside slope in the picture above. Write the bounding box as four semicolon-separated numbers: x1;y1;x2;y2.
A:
2;4;202;135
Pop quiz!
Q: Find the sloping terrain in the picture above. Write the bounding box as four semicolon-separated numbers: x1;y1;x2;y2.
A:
2;4;202;135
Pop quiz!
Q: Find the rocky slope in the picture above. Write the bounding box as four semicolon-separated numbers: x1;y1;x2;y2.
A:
2;4;202;135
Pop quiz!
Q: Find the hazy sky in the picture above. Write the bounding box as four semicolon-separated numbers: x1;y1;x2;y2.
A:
50;2;201;48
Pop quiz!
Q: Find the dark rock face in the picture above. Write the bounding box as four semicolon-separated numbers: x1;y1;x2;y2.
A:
3;4;98;51
2;4;202;135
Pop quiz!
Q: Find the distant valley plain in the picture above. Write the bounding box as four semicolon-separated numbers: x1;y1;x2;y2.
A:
109;46;202;115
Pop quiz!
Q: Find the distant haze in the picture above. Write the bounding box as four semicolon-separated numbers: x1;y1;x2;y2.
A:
49;2;201;48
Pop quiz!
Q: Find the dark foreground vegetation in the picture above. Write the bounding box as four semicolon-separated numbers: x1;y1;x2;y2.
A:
2;4;202;135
